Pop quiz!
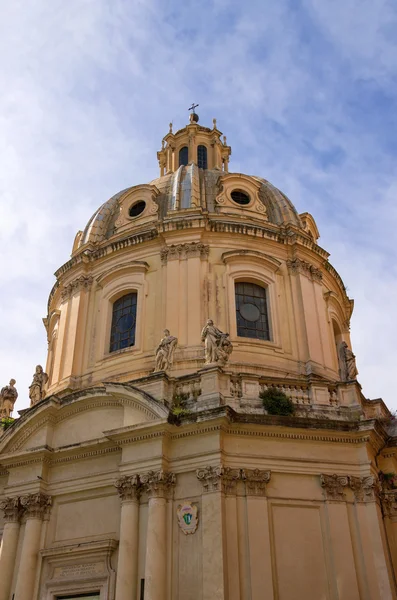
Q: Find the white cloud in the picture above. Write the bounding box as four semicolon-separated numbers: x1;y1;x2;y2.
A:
0;0;396;412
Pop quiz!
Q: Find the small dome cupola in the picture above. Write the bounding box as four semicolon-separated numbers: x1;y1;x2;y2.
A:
157;105;232;176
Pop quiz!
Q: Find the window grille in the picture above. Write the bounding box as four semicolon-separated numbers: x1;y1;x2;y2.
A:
197;145;208;169
235;282;270;340
109;293;137;352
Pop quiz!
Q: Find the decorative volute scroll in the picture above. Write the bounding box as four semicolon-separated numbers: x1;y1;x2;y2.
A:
61;275;93;301
140;470;176;498
349;475;378;503
196;466;272;496
20;493;52;519
286;258;323;283
115;475;142;502
243;468;271;497
381;491;397;518
160;242;210;264
320;474;349;501
0;496;22;523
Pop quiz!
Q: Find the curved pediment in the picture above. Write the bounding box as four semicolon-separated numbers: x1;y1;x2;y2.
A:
0;383;169;455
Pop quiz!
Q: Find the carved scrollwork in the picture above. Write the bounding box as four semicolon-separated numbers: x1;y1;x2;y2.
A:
115;475;141;502
196;465;224;493
61;275;93;301
160;242;210;264
0;496;22;522
140;470;176;498
320;474;349;501
287;258;323;282
381;491;397;518
243;468;271;497
349;475;378;503
19;493;52;519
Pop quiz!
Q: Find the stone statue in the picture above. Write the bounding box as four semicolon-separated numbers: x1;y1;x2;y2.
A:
201;319;233;365
0;379;18;418
29;365;48;406
338;342;358;381
154;330;178;372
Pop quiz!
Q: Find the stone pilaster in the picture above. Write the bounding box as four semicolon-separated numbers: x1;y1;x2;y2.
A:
141;471;175;600
0;497;22;600
14;493;52;600
115;476;142;600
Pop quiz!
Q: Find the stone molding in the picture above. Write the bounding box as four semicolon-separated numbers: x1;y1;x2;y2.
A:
160;242;209;264
19;493;52;520
115;475;141;502
381;491;397;518
196;466;271;496
140;469;176;498
287;258;323;282
0;496;22;523
320;474;349;501
61;275;93;301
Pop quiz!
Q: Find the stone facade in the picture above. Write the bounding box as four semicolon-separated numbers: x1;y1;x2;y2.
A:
1;115;397;599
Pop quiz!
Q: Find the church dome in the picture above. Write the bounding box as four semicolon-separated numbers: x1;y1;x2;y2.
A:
45;115;351;405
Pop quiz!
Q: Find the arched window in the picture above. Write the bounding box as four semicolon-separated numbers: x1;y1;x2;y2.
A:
179;146;188;166
235;282;270;340
109;293;137;352
197;145;208;169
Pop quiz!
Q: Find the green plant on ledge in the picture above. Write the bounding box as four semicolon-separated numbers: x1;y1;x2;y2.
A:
260;388;295;416
171;392;191;417
1;417;15;430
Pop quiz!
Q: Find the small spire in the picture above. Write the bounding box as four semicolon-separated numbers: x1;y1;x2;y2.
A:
169;122;173;134
213;118;217;129
223;135;227;145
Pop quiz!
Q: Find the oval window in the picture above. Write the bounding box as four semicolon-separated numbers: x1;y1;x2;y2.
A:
231;190;250;205
129;201;146;218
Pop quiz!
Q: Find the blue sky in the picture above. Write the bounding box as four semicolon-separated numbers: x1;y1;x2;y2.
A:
1;0;396;411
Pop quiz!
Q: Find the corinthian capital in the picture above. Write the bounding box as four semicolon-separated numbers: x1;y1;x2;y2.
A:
140;470;176;498
320;474;348;501
0;496;21;523
115;475;141;502
243;469;271;497
349;475;378;503
196;465;224;493
20;493;52;519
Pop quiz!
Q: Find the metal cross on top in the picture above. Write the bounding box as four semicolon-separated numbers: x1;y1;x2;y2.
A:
188;103;199;114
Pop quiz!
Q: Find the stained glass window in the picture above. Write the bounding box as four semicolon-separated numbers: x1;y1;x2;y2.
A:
197;145;208;169
109;293;137;352
179;146;188;166
235;282;270;340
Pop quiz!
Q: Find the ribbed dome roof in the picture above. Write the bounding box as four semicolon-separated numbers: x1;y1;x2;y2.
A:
78;166;303;248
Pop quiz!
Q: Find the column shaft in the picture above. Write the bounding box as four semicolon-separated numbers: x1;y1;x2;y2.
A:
14;517;42;600
144;496;167;600
0;521;20;600
115;499;140;600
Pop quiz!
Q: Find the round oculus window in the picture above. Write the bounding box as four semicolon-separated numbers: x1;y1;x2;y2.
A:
240;302;261;322
129;200;146;218
231;190;250;205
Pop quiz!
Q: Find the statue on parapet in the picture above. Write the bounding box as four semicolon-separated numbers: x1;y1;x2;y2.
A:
201;319;233;365
154;329;178;372
0;379;18;417
29;365;48;406
338;342;358;381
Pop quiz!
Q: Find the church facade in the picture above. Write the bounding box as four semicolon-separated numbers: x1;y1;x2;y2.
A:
1;114;397;600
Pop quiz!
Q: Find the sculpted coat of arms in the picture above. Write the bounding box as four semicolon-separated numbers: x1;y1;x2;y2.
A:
177;502;198;535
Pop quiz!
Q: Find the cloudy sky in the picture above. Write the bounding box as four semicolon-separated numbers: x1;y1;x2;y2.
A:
1;0;396;413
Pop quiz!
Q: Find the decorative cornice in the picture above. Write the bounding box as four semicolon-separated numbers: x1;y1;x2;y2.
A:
140;470;176;498
160;242;209;264
20;493;52;519
287;258;323;282
320;474;349;501
115;475;141;502
61;275;93;301
0;496;22;523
